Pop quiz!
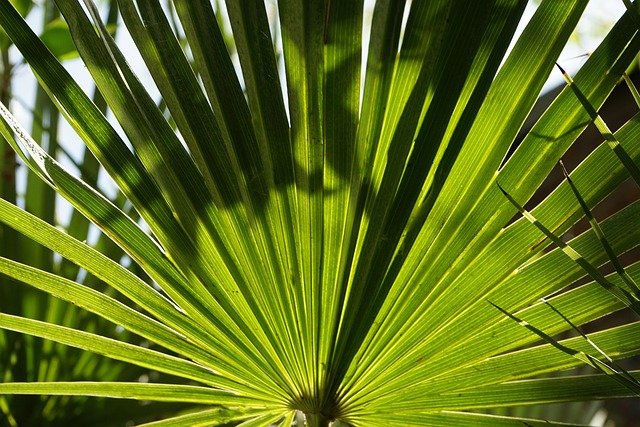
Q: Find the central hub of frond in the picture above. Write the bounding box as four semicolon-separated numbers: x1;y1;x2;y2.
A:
290;394;340;426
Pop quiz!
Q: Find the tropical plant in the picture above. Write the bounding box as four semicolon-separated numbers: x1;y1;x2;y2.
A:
0;2;201;425
0;0;639;426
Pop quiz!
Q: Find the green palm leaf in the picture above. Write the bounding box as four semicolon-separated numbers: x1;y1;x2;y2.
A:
1;0;639;426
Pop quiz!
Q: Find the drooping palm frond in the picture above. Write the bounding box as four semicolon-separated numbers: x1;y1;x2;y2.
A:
0;0;639;426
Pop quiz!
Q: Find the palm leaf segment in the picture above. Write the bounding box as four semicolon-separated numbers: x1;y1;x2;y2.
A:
0;0;640;425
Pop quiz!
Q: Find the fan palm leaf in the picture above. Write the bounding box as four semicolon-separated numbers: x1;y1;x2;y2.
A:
0;0;639;425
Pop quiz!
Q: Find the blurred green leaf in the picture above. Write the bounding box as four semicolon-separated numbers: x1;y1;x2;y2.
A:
39;18;78;61
10;0;31;16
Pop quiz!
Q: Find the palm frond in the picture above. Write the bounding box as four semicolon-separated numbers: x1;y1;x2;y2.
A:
0;0;639;426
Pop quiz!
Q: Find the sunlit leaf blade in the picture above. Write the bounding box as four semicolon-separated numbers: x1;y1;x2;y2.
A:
431;317;640;393
556;62;640;186
623;72;640;108
333;0;536;398
489;301;640;394
374;412;588;427
382;371;640;411
0;382;269;406
336;0;602;409
0;256;280;396
498;183;640;312
0;313;244;391
559;161;640;298
0;97;290;400
319;0;363;404
542;298;640;394
236;412;290;427
136;407;260;427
